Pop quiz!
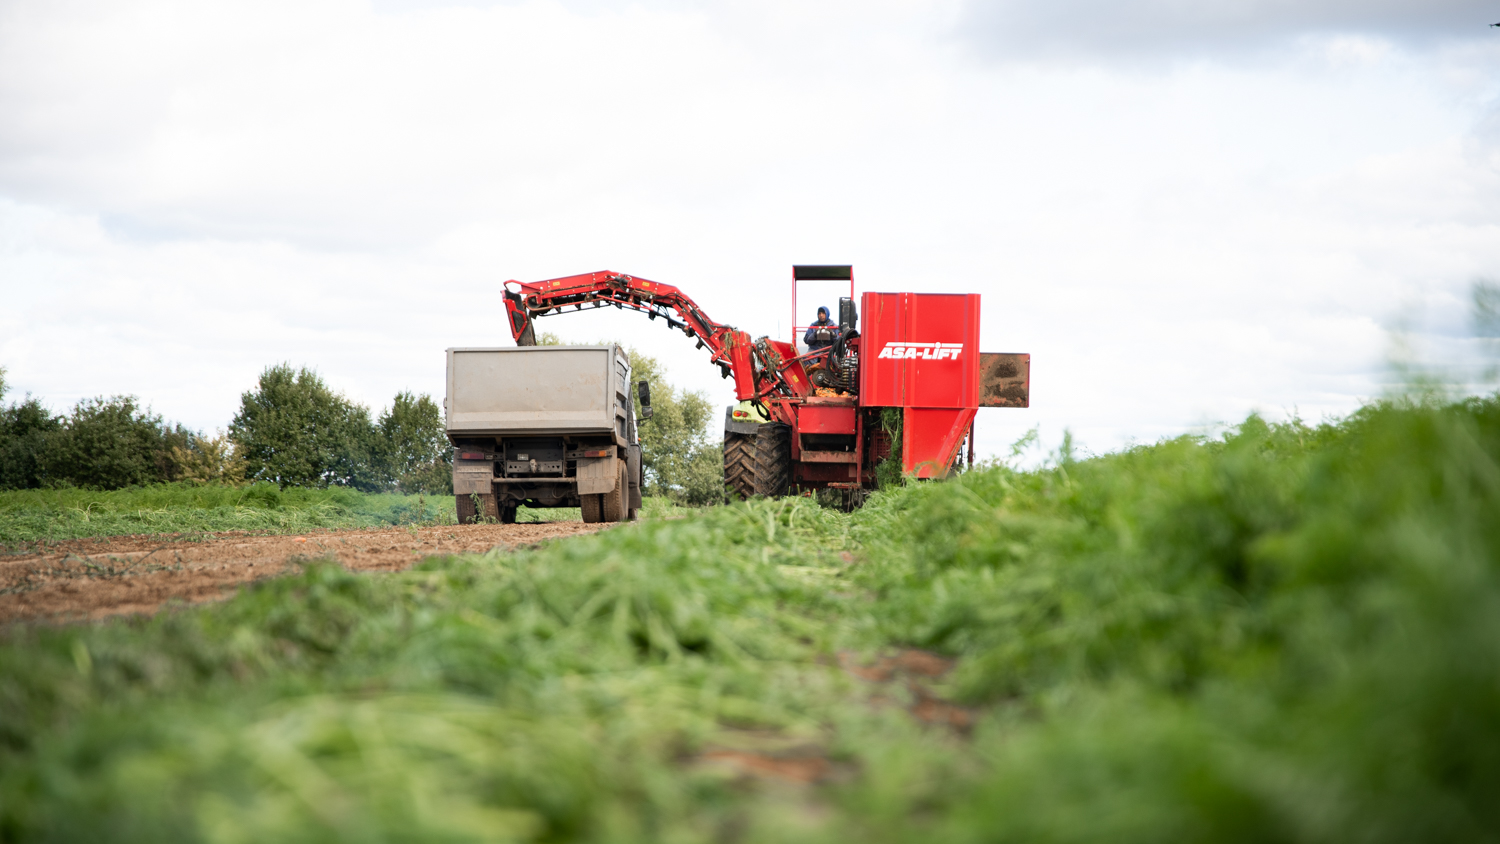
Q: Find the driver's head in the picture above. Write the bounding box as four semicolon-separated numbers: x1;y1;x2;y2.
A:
817;306;830;322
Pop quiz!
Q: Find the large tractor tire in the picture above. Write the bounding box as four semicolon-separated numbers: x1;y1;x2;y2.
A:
457;492;500;524
723;431;757;501
753;422;793;498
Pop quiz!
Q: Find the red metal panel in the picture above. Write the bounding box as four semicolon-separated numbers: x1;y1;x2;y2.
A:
858;292;980;408
726;330;755;400
904;407;977;479
798;405;856;435
766;339;812;397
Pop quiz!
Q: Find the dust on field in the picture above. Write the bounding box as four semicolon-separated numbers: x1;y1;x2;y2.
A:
0;521;605;624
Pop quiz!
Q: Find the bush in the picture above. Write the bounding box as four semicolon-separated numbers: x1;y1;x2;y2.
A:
0;380;61;490
37;396;190;490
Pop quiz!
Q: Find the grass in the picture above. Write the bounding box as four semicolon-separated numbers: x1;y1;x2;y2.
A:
0;484;641;548
0;485;454;548
1;395;1498;842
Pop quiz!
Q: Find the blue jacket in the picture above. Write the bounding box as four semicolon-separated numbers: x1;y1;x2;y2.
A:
804;319;836;351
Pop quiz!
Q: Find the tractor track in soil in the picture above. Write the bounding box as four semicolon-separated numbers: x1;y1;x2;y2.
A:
0;521;606;625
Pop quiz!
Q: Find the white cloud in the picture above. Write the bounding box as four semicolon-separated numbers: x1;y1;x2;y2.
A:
2;0;1498;460
955;0;1499;62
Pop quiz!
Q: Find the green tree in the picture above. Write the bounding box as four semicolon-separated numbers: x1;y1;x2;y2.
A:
377;391;451;494
230;365;381;490
0;370;63;490
624;347;723;505
41;396;184;489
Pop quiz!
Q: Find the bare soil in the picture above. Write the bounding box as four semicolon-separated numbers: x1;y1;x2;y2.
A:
0;521;606;625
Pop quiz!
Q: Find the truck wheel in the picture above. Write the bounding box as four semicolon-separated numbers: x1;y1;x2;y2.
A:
723;431;756;501
602;459;627;522
753;422;793;498
500;500;518;524
457;493;501;524
581;494;602;523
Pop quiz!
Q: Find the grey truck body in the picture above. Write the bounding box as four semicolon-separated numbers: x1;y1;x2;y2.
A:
445;345;642;522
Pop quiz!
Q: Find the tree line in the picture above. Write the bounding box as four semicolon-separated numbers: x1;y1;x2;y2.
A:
0;349;727;505
0;365;451;494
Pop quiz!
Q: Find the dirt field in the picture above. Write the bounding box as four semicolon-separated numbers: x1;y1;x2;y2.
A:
0;521;606;624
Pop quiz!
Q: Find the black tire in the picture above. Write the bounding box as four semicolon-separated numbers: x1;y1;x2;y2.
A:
581;493;602;523
500;500;518;524
724;431;756;501
458;493;501;524
753;422;793;498
602;459;627;522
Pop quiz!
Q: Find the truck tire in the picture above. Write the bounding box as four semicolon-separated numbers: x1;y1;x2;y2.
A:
581;493;602;523
500;500;518;524
753;422;793;498
724;431;756;501
458;493;500;524
601;459;628;522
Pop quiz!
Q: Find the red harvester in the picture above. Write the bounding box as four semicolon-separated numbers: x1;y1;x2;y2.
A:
502;265;1029;504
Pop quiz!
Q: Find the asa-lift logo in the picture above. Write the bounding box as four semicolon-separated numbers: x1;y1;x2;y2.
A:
876;342;964;360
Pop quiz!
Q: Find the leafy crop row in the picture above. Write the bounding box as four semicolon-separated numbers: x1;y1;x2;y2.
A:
1;395;1496;842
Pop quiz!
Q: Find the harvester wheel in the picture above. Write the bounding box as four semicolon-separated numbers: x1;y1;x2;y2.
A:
753;422;793;498
723;431;756;501
601;459;628;522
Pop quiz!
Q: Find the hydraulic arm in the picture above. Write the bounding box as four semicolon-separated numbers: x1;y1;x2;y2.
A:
503;270;805;403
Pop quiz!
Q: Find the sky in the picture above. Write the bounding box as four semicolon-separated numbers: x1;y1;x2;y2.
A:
2;0;1499;460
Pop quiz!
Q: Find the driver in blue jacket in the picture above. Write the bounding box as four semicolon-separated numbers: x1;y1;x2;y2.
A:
804;306;837;354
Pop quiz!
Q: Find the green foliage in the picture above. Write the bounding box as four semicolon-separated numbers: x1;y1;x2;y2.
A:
0;392;61;490
228;366;449;495
625;347;722;505
377;391;451;494
40;396;191;490
0;390;193;491
0;497;851;842
4;396;1500;842
873;406;904;489
0;483;454;545
229;365;381;490
170;431;248;486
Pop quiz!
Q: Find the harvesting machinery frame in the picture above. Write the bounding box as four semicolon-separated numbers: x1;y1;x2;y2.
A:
501;266;1030;503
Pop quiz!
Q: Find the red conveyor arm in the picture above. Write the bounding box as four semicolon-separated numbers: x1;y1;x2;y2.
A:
502;270;772;401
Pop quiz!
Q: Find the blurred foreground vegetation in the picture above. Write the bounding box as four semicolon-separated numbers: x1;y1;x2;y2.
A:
2;394;1497;842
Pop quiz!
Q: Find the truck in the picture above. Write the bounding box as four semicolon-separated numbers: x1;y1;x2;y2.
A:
497;266;1031;508
445;345;647;524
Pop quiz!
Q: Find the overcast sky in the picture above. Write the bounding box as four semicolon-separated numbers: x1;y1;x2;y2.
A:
2;0;1498;459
